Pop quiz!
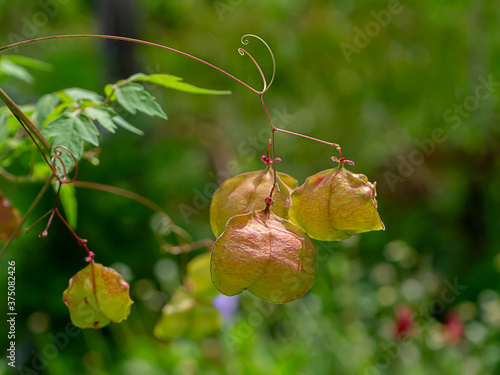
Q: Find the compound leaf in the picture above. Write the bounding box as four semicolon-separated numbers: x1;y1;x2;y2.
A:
42;113;84;170
6;55;52;72
114;82;166;119
0;58;33;83
35;93;59;128
85;106;117;133
111;114;144;135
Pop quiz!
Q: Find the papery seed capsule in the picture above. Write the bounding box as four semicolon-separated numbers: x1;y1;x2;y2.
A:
0;192;21;242
210;208;316;304
289;161;385;241
63;261;133;329
210;166;297;238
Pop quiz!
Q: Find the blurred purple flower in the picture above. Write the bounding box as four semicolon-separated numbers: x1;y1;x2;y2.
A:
212;294;240;322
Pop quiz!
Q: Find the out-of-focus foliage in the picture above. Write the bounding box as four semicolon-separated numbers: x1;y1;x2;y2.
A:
0;0;499;374
154;253;222;340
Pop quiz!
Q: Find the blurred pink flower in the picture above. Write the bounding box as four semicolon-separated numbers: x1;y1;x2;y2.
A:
443;312;465;345
394;304;414;340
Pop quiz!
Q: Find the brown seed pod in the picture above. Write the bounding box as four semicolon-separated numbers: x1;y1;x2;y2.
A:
209;165;297;238
210;208;316;304
289;160;385;241
0;192;22;242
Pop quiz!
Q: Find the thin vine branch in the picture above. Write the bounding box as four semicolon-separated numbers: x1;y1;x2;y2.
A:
72;180;192;243
0;168;48;183
72;180;165;213
55;209;94;261
275;128;340;150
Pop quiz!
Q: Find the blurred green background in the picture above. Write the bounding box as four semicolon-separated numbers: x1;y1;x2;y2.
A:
1;0;500;374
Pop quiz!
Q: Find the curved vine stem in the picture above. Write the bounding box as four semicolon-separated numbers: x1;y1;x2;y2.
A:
0;34;261;94
51;145;79;184
0;33;349;256
239;34;276;94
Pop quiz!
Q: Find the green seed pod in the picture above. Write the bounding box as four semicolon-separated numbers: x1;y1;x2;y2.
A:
210;165;297;238
289;161;385;241
210;208;316;304
63;261;133;329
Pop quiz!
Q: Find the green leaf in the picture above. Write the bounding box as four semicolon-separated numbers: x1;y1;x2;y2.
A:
62;88;103;104
114;82;167;119
104;84;115;99
35;93;60;128
0;114;9;144
85;106;117;133
0;58;33;83
58;91;75;104
111;114;144;135
133;73;231;95
42;113;85;170
42;102;72;127
63;261;133;329
58;183;78;229
6;55;52;72
75;113;100;146
31;162;53;179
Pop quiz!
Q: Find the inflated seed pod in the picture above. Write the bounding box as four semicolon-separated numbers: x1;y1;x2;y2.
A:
210;208;316;304
210;165;297;238
0;192;21;242
289;160;385;241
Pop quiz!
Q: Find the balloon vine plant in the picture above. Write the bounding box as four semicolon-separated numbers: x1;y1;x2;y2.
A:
0;34;384;329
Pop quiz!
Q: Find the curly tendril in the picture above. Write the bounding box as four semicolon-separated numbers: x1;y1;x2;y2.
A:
238;34;276;94
51;146;78;184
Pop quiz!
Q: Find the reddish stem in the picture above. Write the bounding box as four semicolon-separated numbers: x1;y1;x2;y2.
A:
55;210;94;261
275;127;340;150
0;34;260;94
258;94;278;205
39;181;63;237
38;178;94;261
